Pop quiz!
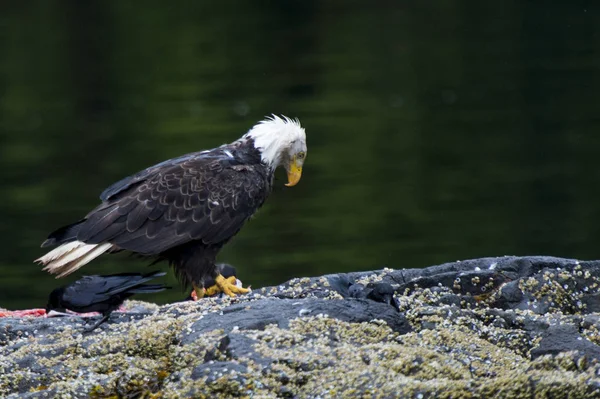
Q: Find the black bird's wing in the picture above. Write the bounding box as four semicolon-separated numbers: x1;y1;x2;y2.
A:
61;275;111;309
126;284;168;294
100;271;167;295
63;272;166;308
75;149;269;255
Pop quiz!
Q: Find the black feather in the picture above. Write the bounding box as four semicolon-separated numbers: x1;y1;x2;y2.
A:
126;202;153;232
86;222;125;243
41;220;85;247
126;284;167;294
100;154;197;201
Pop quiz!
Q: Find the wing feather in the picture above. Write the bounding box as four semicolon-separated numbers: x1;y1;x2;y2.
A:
87;223;126;243
126;201;154;232
78;206;122;241
73;149;269;255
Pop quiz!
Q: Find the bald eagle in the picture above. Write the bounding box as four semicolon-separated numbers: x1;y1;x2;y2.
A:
36;116;307;298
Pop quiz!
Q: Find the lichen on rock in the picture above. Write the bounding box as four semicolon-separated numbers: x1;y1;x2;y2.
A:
1;256;600;398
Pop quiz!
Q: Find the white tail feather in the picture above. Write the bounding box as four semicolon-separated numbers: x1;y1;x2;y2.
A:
36;241;113;278
36;241;83;263
42;242;102;269
55;243;113;278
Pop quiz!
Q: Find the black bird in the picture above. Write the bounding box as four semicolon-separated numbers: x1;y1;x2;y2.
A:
46;271;168;332
36;116;307;299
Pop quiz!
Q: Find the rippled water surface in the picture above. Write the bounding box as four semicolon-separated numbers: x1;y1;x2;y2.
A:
2;2;600;308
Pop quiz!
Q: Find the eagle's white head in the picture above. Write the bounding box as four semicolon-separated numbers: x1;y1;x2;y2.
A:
244;115;307;186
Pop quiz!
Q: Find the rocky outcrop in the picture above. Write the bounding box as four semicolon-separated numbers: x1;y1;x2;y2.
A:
1;256;600;398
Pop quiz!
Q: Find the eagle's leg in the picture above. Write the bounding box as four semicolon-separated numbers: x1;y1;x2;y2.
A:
205;276;237;296
192;283;205;301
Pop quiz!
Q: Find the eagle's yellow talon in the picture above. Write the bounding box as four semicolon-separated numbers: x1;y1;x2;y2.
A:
215;274;250;297
205;276;237;296
224;276;237;285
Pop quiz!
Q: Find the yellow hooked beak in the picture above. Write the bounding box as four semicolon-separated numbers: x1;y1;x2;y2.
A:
285;158;303;187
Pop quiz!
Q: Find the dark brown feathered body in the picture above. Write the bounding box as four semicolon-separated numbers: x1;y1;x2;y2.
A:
39;138;272;288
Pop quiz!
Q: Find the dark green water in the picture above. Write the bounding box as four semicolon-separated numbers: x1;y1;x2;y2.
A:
2;2;600;309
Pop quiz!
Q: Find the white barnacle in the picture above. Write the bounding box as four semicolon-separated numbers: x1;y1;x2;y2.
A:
299;308;311;316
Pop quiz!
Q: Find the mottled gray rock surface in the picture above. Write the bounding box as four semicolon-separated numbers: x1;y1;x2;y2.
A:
2;256;600;398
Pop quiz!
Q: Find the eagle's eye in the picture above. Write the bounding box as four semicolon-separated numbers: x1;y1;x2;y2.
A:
297;151;306;160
